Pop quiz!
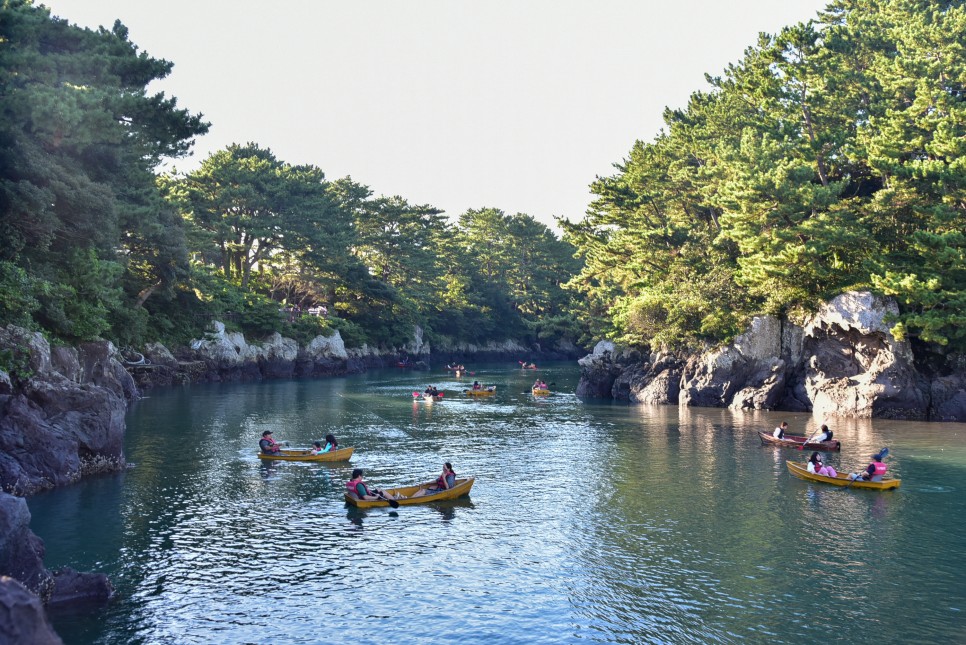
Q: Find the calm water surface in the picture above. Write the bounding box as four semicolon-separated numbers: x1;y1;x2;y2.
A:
28;363;966;644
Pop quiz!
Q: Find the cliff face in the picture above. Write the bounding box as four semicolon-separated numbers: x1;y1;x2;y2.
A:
578;292;966;421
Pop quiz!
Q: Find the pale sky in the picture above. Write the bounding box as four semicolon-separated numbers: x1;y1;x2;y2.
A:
40;1;829;228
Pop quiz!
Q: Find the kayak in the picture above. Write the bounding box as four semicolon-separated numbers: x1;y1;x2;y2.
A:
532;388;551;396
465;387;496;397
786;461;900;490
757;430;841;452
345;477;475;508
257;447;354;462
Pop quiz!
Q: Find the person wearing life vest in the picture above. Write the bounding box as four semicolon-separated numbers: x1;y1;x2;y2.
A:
322;433;338;453
806;423;833;444
346;468;399;501
412;462;457;497
772;421;788;439
849;450;888;482
259;430;282;454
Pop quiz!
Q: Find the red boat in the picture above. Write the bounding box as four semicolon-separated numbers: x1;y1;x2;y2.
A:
757;430;841;452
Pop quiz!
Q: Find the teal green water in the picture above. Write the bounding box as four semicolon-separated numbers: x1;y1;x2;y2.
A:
28;363;966;644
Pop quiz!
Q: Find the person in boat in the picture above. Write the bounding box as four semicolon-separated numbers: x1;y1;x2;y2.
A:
346;468;401;501
773;421;788;439
808;424;833;444
806;452;838;477
849;451;888;482
424;385;440;396
322;433;338;452
472;380;482;391
309;441;325;455
412;462;457;497
259;430;282;454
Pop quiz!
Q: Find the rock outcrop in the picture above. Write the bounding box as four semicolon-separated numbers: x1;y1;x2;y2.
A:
0;576;63;645
0;493;113;609
577;291;966;421
0;328;131;496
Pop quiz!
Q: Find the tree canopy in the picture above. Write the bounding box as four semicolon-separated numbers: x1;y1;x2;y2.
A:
563;0;966;350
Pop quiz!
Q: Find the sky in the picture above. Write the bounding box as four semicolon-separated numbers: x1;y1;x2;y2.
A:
40;1;829;229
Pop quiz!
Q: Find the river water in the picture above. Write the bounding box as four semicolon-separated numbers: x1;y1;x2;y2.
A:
27;363;966;644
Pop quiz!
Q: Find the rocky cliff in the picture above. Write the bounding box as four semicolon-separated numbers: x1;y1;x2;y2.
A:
577;292;966;421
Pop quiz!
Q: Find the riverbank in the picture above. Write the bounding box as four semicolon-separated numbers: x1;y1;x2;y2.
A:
577;291;966;422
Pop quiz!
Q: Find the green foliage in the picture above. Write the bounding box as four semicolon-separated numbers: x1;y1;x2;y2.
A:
0;1;207;343
0;261;40;329
0;347;34;387
565;0;966;352
323;316;366;349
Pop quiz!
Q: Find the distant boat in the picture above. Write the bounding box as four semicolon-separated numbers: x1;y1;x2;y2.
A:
257;447;354;462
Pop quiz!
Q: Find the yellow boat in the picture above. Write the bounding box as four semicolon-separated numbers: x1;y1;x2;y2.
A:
786;461;900;490
465;387;496;397
257;446;355;462
345;477;475;508
532;388;550;396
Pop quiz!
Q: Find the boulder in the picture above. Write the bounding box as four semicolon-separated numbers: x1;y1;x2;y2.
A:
801;292;929;419
576;341;628;398
48;568;113;608
612;352;684;404
679;316;785;410
0;577;62;645
0;494;50;600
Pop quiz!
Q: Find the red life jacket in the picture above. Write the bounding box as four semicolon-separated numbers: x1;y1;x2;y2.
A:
346;480;369;497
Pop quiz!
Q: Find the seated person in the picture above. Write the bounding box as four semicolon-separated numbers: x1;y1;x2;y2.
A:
259;430;282;454
472;381;482;391
322;433;338;452
309;441;324;455
813;424;833;442
345;468;400;501
413;463;457;497
850;451;888;482
806;452;837;477
773;421;788;439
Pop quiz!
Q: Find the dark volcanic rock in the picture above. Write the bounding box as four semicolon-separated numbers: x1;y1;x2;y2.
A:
0;577;63;645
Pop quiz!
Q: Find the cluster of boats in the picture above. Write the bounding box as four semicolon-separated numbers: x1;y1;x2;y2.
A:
758;430;900;490
256;447;475;507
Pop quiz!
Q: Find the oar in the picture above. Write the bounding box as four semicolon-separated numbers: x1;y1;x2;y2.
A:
373;488;400;508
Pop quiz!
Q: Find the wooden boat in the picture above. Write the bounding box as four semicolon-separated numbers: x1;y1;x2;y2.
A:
532;387;551;396
757;430;841;452
786;461;900;490
345;477;475;508
464;387;496;397
419;394;444;402
257;446;354;462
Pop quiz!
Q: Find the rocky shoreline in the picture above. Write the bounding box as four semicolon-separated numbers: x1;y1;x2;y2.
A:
577;292;966;422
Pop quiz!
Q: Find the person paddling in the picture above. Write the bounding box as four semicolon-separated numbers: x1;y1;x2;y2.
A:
259;430;282;454
807;424;833;444
849;450;888;482
346;468;401;502
773;421;788;439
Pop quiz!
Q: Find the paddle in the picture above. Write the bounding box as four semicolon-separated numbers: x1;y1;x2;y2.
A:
373;488;400;508
843;447;889;490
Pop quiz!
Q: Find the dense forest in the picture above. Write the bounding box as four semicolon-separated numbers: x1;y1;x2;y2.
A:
0;0;582;353
1;0;964;361
564;0;966;352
